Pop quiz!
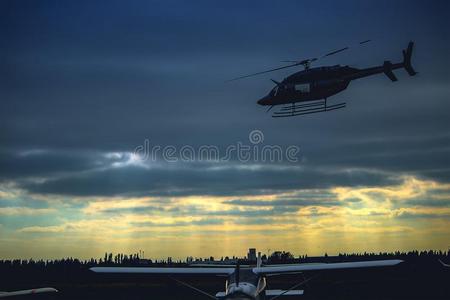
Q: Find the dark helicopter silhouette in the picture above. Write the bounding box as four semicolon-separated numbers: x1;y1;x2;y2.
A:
229;41;416;117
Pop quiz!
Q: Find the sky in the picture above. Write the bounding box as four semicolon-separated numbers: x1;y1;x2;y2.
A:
1;0;450;260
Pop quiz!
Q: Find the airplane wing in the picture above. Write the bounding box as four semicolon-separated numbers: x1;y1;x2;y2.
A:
253;259;403;275
0;288;58;298
90;267;234;275
189;264;249;267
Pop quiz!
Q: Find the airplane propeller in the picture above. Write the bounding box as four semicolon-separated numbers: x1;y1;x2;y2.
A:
235;263;240;286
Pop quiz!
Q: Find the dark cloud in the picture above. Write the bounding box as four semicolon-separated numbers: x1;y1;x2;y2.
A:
0;149;114;180
224;198;341;207
101;206;174;215
200;207;294;218
17;162;400;197
395;211;450;220
97;203;296;219
306;134;450;181
401;198;450;208
1;0;450;200
129;219;224;227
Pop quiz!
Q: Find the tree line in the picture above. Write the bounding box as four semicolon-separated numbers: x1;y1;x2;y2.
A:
0;249;448;270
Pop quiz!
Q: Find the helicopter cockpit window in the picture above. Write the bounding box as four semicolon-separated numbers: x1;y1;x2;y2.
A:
295;83;310;93
270;86;279;96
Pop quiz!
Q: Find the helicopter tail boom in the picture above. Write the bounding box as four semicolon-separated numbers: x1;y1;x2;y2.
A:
345;41;416;82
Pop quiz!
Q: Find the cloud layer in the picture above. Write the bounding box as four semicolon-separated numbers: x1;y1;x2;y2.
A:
1;0;450;259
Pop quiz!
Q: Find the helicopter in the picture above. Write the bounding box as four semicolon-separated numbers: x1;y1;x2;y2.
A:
229;41;416;117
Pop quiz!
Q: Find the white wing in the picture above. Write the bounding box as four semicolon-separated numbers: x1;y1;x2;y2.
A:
189;264;250;267
0;288;57;298
265;289;304;296
253;259;403;275
90;267;234;275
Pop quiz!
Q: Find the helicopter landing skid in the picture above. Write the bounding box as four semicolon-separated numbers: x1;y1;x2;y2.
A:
272;99;346;118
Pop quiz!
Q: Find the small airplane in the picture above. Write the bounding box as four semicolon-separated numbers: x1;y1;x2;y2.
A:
91;254;403;299
229;41;417;117
0;287;57;298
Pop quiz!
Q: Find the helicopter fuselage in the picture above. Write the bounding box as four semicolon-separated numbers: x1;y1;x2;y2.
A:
257;65;357;106
256;47;415;109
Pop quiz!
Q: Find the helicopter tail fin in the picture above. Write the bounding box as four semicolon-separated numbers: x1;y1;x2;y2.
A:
383;61;398;82
402;41;416;76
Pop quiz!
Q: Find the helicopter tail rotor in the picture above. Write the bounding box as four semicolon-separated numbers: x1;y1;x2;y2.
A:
402;41;416;76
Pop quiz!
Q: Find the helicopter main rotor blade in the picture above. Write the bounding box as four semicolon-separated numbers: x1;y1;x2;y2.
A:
321;46;349;58
227;39;371;82
281;40;371;66
226;62;302;82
